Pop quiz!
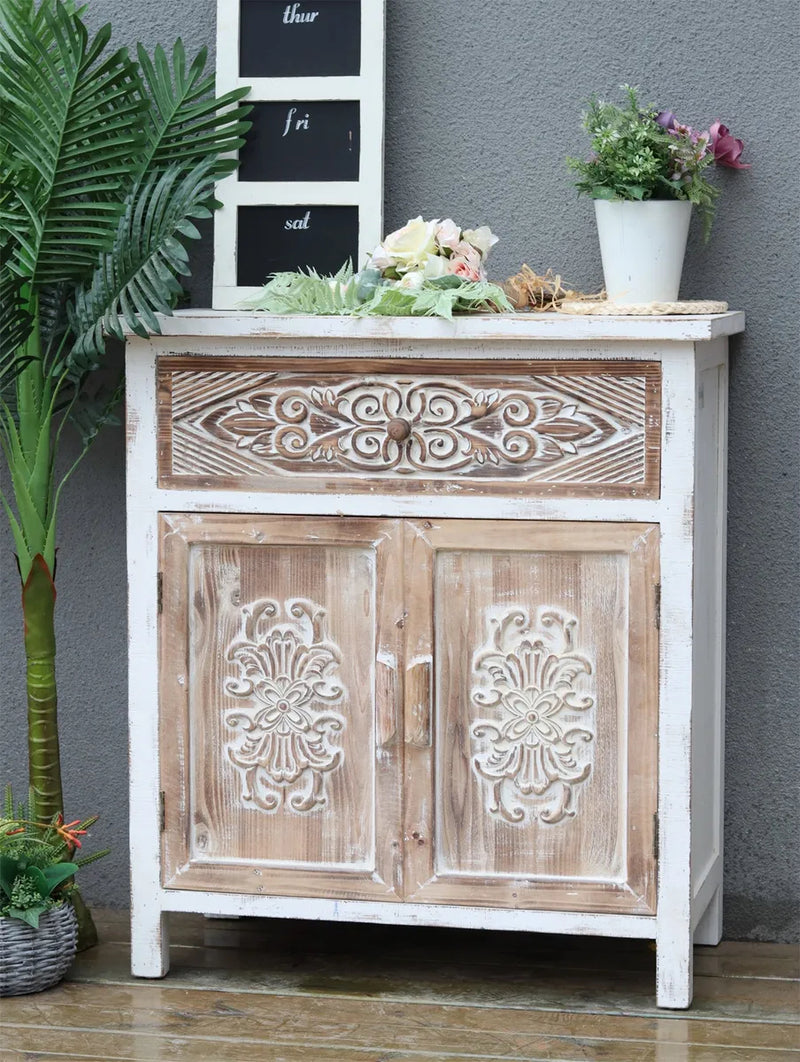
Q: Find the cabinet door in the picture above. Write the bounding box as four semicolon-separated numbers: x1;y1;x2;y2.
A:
404;519;659;914
159;515;403;899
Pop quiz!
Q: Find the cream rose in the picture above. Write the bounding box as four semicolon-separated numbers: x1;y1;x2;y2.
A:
398;269;425;289
462;225;499;258
382;216;437;272
423;254;449;279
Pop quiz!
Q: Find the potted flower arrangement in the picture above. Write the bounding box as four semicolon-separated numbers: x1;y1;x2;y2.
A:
0;0;249;949
247;217;511;318
0;787;107;996
568;85;749;302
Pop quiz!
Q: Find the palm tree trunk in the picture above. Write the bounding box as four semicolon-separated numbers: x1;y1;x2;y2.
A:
21;553;98;949
22;554;63;821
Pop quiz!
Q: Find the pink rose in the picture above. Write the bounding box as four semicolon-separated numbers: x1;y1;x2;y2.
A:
447;242;485;282
435;218;461;251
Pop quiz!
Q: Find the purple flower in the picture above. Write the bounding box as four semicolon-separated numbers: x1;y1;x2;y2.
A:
709;121;750;169
655;110;677;130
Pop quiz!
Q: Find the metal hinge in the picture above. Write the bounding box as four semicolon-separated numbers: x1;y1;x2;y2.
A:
159;791;166;833
650;811;658;862
654;583;661;629
157;571;163;614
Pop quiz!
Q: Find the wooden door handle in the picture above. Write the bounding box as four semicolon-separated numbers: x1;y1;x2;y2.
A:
405;660;432;748
376;652;399;749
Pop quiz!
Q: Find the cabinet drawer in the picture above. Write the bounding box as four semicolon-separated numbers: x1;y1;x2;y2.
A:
158;357;661;498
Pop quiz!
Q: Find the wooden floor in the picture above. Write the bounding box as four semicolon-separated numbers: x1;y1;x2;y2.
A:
0;909;798;1061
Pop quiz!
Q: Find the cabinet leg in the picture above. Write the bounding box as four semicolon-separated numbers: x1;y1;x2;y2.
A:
656;928;693;1009
694;885;723;946
131;907;170;978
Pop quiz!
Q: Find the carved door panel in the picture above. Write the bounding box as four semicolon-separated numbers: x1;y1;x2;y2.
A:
403;519;659;914
159;514;403;899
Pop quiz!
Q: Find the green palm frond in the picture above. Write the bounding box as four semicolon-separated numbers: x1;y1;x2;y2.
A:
66;374;124;449
0;0;84;50
66;161;219;371
136;39;251;180
38;283;72;366
0;270;34;391
0;0;147;288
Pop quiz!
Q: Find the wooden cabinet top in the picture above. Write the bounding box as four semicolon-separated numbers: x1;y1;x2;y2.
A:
133;311;745;344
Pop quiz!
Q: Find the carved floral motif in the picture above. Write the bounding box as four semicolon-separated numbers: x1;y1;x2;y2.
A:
208;377;620;476
224;599;345;813
471;608;594;825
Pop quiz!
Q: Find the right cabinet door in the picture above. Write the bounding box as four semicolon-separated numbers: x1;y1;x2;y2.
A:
404;519;659;915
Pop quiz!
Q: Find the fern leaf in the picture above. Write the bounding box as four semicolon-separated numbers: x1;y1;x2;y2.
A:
244;267;512;321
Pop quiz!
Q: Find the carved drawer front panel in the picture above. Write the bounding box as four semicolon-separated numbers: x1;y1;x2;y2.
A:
159;514;403;899
403;519;659;915
158;357;661;497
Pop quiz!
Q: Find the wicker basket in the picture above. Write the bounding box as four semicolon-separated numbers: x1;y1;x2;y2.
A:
0;902;78;996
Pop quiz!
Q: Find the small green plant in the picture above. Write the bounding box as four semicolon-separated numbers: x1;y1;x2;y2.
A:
567;85;749;237
0;786;107;928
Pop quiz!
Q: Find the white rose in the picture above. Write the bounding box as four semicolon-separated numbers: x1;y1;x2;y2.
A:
382;216;438;272
462;225;499;258
398;269;424;289
423;255;449;279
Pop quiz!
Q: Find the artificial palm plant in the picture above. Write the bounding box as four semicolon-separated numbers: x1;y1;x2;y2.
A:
0;0;250;931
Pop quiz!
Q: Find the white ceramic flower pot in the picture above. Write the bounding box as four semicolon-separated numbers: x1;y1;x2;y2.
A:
594;199;692;303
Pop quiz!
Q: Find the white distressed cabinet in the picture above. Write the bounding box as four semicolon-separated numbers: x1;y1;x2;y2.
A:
126;310;744;1008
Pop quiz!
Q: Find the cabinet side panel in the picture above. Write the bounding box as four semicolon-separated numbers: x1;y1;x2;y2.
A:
691;359;727;894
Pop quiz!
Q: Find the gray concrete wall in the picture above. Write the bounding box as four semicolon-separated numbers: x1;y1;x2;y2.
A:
1;0;798;941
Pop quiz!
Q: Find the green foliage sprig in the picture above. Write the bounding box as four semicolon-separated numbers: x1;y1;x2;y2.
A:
245;264;512;320
567;85;718;235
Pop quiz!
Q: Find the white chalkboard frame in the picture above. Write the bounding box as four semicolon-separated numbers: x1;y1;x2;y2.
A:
213;0;386;308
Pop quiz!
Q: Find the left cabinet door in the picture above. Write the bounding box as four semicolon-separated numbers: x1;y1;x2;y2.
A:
159;514;403;900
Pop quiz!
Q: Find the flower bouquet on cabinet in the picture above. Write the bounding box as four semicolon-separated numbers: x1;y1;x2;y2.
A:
246;217;512;318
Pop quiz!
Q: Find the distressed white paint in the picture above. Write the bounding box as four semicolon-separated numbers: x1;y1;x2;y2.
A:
160;889;657;938
125;311;743;1006
654;342;697;1009
213;0;386;308
149;310;745;342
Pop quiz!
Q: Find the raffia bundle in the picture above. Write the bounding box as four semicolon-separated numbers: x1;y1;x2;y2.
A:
504;265;602;312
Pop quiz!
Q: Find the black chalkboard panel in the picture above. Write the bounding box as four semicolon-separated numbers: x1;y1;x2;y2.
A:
239;101;360;182
237;205;359;286
240;1;361;78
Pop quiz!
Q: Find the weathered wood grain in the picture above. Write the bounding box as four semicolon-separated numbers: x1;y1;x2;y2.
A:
159;514;403;900
157;358;662;499
0;913;796;1061
404;519;658;915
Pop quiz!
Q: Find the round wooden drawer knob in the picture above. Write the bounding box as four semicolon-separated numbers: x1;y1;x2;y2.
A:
386;417;412;441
